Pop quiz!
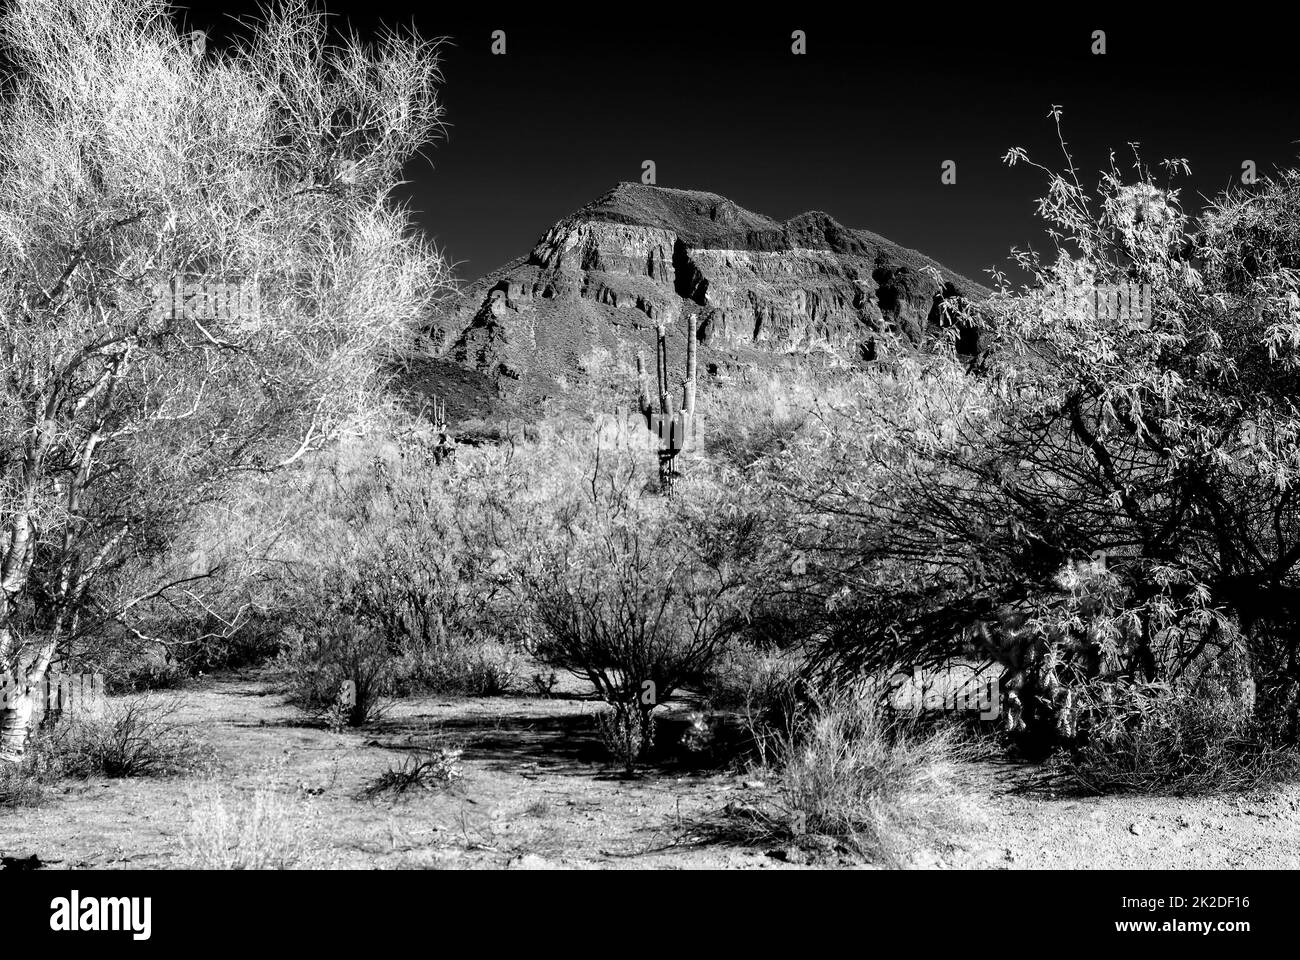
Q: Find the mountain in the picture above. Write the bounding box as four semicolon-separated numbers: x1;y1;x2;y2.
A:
424;183;990;411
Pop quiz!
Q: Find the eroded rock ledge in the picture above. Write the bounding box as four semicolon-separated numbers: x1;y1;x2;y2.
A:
432;183;988;398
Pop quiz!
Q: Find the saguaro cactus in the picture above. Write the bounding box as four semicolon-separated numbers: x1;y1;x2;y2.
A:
634;314;702;491
656;323;670;409
684;312;698;417
426;392;456;465
636;351;651;414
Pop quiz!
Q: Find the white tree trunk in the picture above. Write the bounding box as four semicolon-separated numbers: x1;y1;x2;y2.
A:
0;690;34;763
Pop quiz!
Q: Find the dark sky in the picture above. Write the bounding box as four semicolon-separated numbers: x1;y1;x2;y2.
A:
181;4;1300;287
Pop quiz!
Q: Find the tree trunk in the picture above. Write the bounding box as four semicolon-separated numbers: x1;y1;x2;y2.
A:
0;689;35;763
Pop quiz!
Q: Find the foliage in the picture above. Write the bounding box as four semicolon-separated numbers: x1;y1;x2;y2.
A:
0;0;449;759
789;111;1300;753
361;746;464;799
1042;671;1300;795
182;780;320;869
384;637;521;698
277;431;533;719
0;742;47;807
521;451;755;762
745;689;974;863
595;704;655;774
284;614;392;727
40;696;214;777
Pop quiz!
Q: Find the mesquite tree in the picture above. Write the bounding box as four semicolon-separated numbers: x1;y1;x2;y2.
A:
0;0;448;760
786;113;1300;747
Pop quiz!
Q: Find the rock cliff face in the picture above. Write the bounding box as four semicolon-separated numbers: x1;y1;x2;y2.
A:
431;183;988;399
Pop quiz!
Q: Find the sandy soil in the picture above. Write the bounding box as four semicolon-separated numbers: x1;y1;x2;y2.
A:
3;668;1299;870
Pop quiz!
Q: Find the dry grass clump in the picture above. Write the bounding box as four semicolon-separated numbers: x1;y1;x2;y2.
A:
182;781;321;869
40;697;214;779
0;750;47;808
392;639;521;698
745;690;977;864
4;697;210;806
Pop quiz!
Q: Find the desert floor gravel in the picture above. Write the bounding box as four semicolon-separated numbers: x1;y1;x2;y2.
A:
3;667;1298;870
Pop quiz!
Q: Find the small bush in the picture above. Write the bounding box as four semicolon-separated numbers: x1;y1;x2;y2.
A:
100;611;288;695
107;656;189;695
596;705;656;774
530;671;559;698
0;726;80;807
392;639;520;697
0;757;44;808
455;642;519;696
286;615;523;724
41;698;213;779
284;616;393;727
361;747;464;799
750;691;974;863
182;782;319;869
1043;679;1300;795
700;644;801;713
525;459;752;761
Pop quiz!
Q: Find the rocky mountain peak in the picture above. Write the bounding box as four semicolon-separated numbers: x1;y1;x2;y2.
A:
428;185;989;403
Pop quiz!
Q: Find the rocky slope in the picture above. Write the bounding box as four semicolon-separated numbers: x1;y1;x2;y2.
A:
429;183;989;402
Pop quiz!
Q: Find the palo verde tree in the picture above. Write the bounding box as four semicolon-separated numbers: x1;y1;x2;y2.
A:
0;0;448;760
787;109;1300;748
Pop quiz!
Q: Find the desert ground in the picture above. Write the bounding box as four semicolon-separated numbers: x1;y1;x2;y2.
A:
5;667;1298;871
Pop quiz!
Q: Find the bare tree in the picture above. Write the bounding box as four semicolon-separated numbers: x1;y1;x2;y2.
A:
0;0;449;760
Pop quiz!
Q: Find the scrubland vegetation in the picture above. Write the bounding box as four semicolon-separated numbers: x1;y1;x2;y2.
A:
4;0;1300;869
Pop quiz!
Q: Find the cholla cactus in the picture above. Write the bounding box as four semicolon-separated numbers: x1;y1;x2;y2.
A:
328;680;355;733
596;702;656;773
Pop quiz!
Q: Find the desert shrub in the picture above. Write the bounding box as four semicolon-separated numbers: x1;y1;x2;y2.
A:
41;698;213;779
0;724;79;806
84;608;284;696
392;639;520;697
182;782;319;869
455;418;541;446
788;118;1300;750
169;610;288;677
704;373;858;471
272;432;568;723
699;644;802;713
708;410;807;472
271;432;536;711
284;614;393;728
1043;676;1300;794
0;751;45;808
361;746;464;799
595;706;656;774
286;620;522;718
530;670;560;697
748;690;974;863
522;455;754;764
106;655;190;695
